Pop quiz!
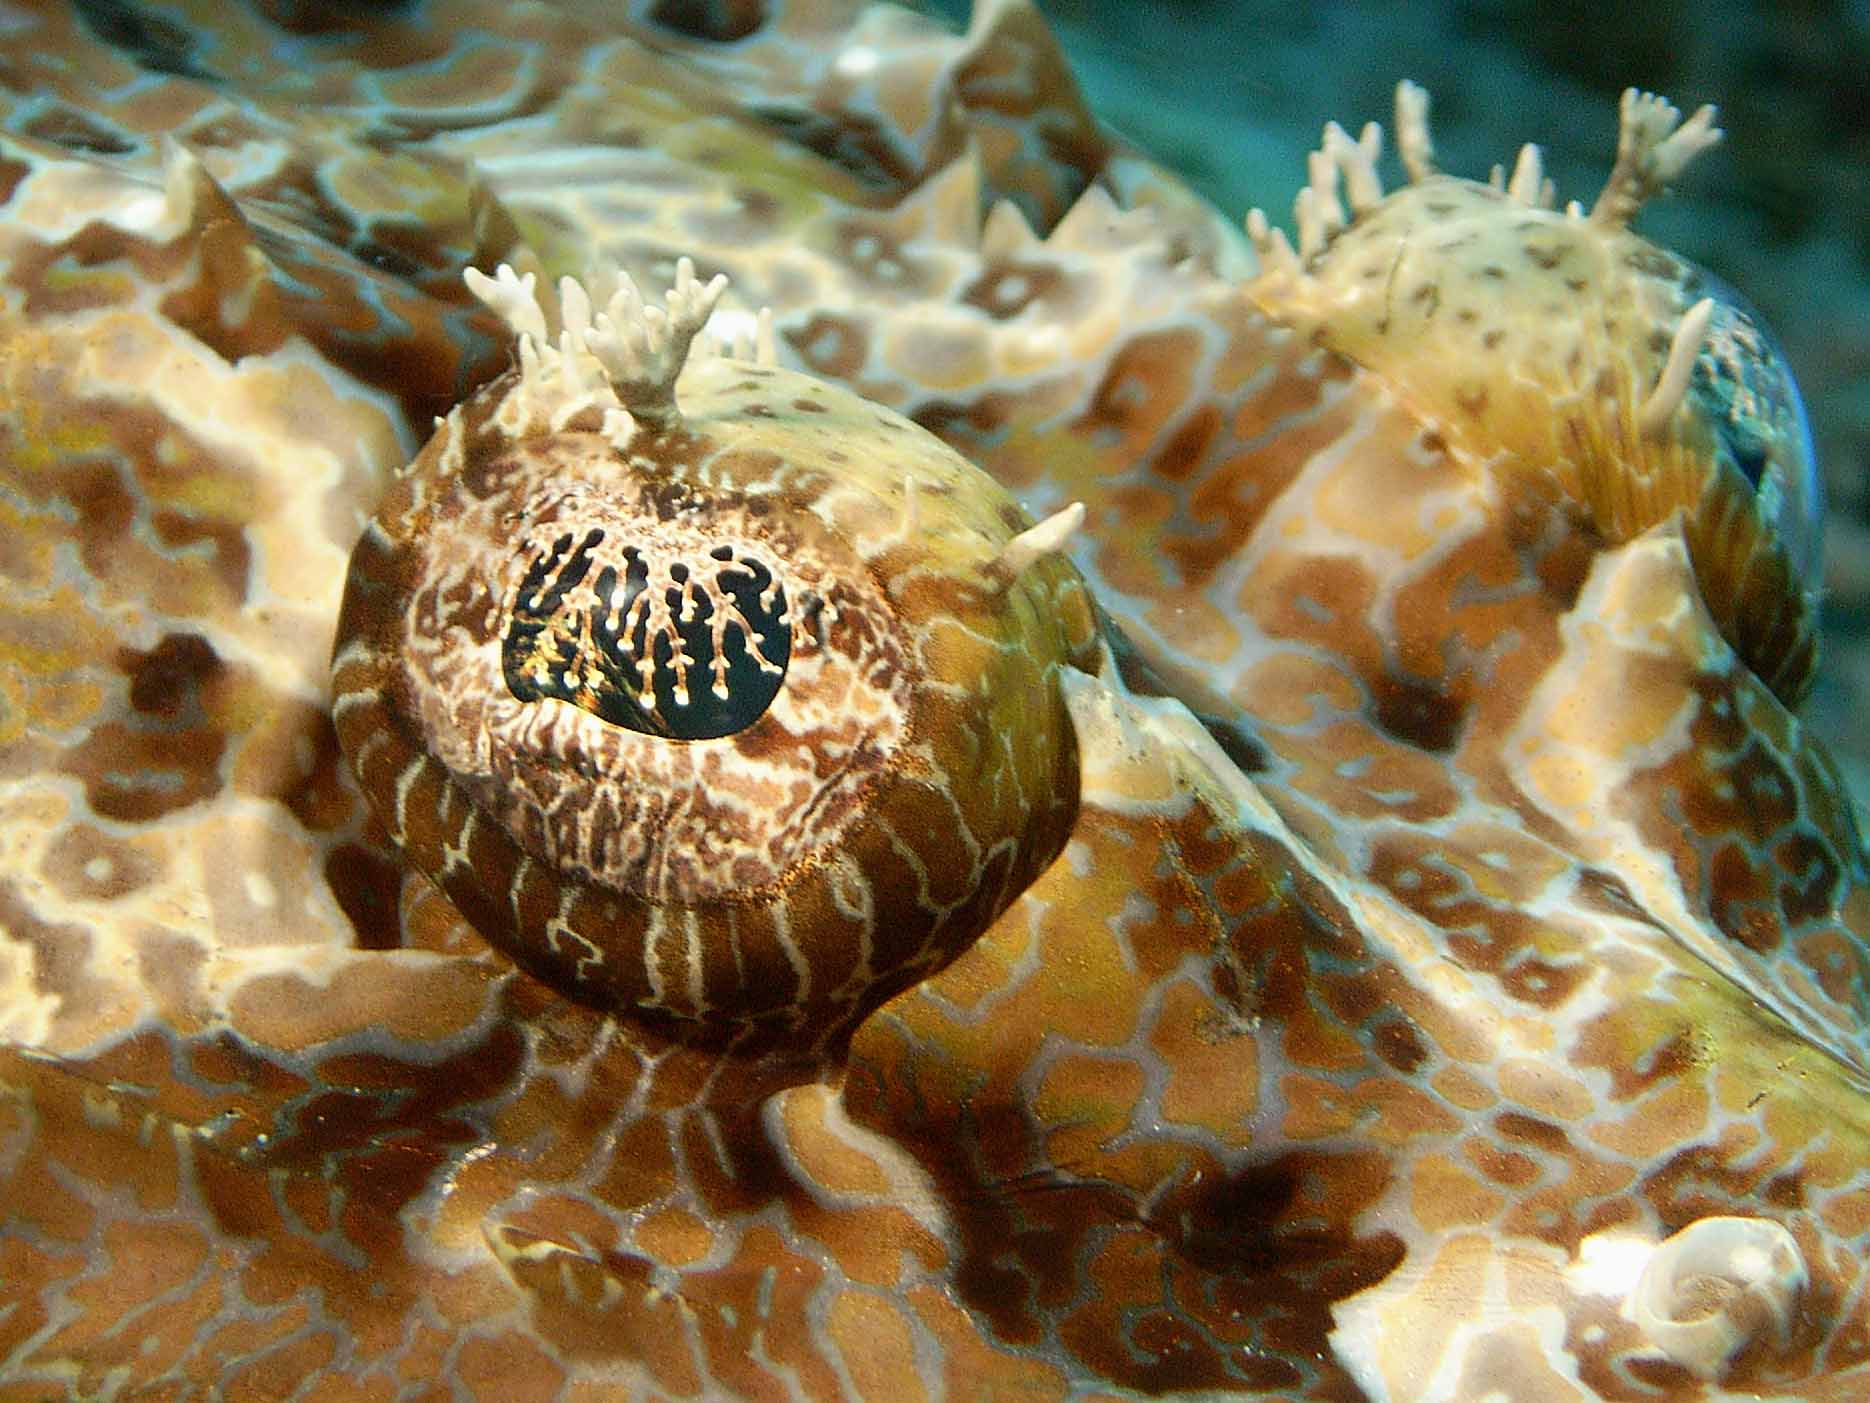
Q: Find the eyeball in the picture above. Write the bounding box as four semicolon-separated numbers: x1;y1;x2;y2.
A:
1683;270;1824;588
332;263;1099;1038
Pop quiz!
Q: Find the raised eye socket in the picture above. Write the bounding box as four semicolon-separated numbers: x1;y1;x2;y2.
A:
502;528;792;740
332;265;1099;1042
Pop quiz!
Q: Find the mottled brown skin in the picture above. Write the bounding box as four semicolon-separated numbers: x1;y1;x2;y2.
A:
1;2;1868;1401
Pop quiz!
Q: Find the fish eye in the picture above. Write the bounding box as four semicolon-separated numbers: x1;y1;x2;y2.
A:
1686;270;1825;584
502;529;791;740
332;263;1100;1037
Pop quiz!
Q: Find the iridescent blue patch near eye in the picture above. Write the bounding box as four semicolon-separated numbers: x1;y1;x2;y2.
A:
504;530;790;740
1687;271;1825;585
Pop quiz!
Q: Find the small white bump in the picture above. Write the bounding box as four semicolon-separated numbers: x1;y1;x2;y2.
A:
243;870;278;910
833;45;879;78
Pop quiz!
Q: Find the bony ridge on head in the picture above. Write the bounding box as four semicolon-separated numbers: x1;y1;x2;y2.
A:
332;258;1099;1045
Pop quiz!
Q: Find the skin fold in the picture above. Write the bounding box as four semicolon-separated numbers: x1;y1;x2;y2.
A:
0;2;1865;1399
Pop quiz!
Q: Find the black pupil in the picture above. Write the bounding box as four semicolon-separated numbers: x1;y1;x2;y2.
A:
502;529;791;739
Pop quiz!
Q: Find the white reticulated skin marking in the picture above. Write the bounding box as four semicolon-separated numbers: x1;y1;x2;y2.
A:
642;905;670;1007
436;786;472;876
507;854;534;925
827;851;875;928
760;1083;954;1245
343;723;393;790
543;885;601;974
681;907;705;1013
769;899;810;1007
392;757;424;846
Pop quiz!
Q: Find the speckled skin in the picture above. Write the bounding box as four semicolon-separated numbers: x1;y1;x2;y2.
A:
1;2;1867;1401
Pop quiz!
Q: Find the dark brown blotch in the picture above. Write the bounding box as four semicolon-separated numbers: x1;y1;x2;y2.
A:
1368;669;1467;753
1775;831;1842;927
125;633;224;718
787;314;868;380
1500;955;1587;1009
21;106;138;156
960;260;1062;320
1372;1017;1429;1073
1495;1111;1572;1155
60;633;229;821
0;155;30;209
325;840;408;951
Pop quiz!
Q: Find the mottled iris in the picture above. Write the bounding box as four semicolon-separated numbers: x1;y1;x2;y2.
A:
504;529;790;739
